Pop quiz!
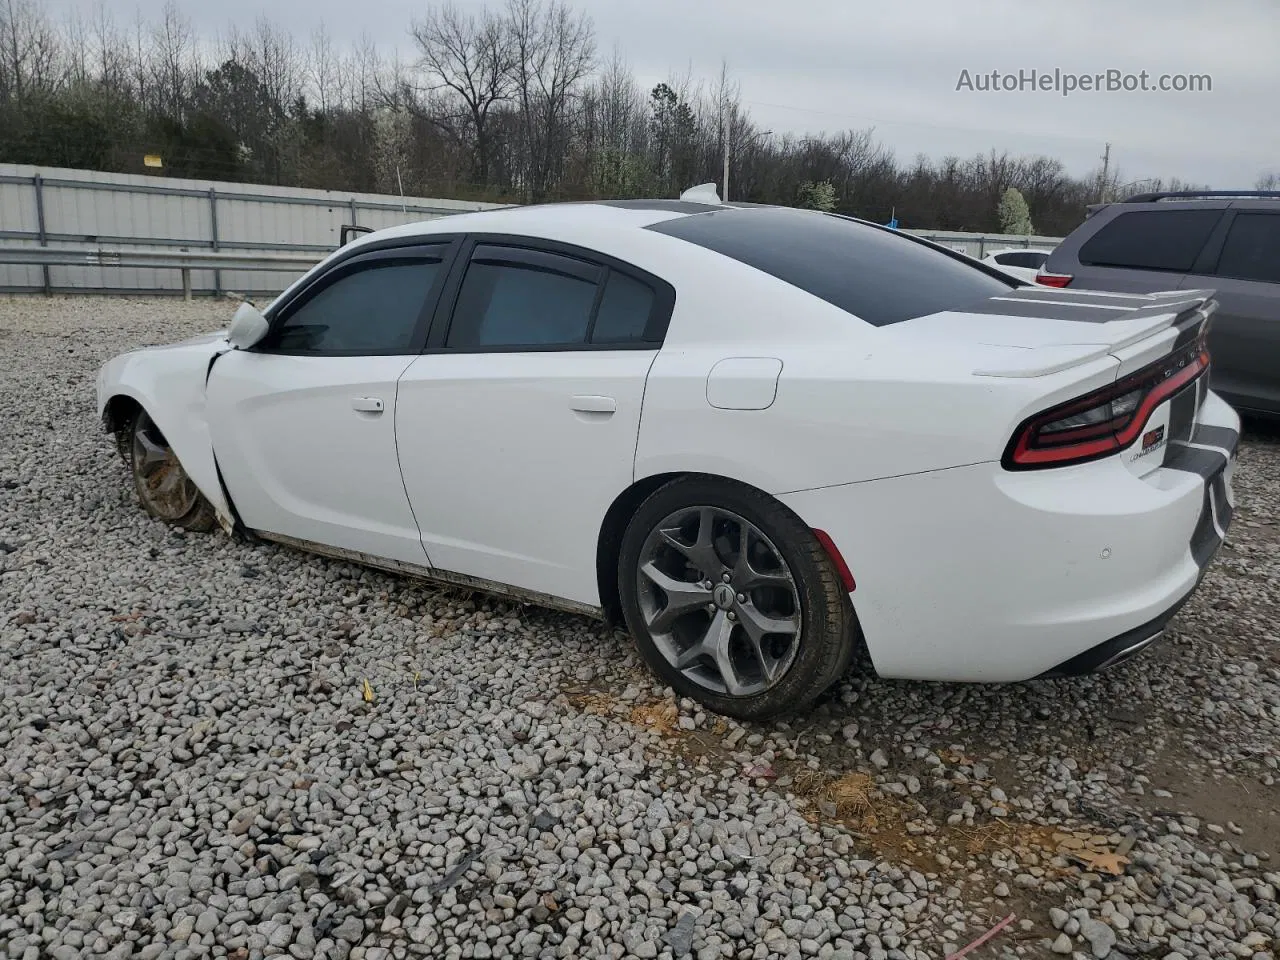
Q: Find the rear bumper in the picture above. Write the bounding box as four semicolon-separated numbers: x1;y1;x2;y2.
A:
1036;580;1196;677
780;389;1240;682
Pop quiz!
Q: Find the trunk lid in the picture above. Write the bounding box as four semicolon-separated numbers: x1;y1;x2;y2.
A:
899;286;1216;475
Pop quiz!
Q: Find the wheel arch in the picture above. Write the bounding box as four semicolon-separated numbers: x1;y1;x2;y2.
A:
595;470;859;628
102;392;143;434
102;393;143;461
98;384;234;530
596;472;688;627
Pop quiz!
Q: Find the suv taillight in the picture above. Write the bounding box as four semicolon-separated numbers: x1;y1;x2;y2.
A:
1035;272;1073;287
1003;331;1210;470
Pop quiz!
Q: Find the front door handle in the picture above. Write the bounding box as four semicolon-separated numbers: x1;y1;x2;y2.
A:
570;395;616;414
351;396;385;414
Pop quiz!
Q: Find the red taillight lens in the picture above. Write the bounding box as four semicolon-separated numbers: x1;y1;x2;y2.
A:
1003;335;1210;470
1035;272;1073;287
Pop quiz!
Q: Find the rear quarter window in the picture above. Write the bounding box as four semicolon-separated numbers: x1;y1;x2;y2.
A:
646;207;1014;326
1077;209;1222;272
1215;213;1280;284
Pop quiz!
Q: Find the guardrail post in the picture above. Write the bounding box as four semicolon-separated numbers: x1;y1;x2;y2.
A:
33;175;51;295
179;246;192;301
208;188;221;297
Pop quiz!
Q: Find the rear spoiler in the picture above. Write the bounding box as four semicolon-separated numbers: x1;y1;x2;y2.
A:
971;290;1216;379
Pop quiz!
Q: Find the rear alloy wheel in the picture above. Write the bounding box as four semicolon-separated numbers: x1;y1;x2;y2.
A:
618;477;857;720
127;409;216;532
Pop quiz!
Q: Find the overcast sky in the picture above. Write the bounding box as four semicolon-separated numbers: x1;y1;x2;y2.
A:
49;0;1280;186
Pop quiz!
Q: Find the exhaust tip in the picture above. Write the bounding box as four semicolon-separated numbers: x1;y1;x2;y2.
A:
1093;630;1162;672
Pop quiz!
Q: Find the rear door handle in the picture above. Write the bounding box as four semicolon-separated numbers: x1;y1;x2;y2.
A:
570;395;616;414
351;396;385;414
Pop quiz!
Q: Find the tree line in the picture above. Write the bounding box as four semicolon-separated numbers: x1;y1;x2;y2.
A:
2;0;1267;236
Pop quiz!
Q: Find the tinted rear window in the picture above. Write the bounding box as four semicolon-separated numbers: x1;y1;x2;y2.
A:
1078;209;1222;272
997;251;1048;268
646;207;1014;326
1215;213;1280;283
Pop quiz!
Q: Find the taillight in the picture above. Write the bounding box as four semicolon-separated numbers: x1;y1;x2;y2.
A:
1035;272;1073;287
1003;332;1210;470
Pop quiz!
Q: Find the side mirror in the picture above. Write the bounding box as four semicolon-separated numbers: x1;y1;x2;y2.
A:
228;302;269;350
340;224;374;246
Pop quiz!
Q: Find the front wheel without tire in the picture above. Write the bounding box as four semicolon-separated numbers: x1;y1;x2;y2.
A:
127;409;216;532
617;477;858;720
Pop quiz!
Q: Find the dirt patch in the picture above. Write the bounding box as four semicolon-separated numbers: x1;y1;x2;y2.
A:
629;700;681;736
1140;747;1280;862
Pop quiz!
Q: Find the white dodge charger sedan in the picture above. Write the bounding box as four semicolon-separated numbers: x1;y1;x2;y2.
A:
96;192;1239;719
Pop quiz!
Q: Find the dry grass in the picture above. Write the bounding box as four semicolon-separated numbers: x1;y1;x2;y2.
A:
794;770;877;824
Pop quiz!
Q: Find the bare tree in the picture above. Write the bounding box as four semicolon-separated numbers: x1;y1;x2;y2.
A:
127;8;149;107
411;2;513;184
149;0;196;118
307;23;338;115
349;33;382;113
88;2;126;94
0;0;61;100
1257;171;1280;191
61;9;89;86
507;0;594;200
582;45;648;194
247;17;300;116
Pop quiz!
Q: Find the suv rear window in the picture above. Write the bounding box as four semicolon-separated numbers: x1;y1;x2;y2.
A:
1215;213;1280;284
646;207;1013;326
1077;209;1222;272
997;251;1048;268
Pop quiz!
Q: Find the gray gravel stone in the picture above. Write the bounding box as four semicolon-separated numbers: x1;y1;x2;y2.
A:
2;297;1279;960
1080;918;1117;958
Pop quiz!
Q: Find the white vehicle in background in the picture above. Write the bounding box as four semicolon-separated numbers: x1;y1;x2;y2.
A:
96;190;1238;719
981;247;1052;282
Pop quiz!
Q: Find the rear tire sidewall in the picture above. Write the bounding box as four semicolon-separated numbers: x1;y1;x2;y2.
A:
618;476;853;720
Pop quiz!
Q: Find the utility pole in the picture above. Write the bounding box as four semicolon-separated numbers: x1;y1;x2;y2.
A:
1099;142;1111;203
722;122;773;204
722;110;731;202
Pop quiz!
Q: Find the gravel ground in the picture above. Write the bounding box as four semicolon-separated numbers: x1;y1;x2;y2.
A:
1;295;1278;960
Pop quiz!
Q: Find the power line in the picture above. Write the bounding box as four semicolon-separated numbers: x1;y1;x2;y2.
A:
743;98;1105;147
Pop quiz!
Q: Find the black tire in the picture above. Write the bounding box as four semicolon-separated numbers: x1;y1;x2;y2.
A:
126;408;217;533
617;476;858;720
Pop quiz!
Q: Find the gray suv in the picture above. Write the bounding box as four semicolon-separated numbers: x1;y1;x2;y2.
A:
1041;191;1280;418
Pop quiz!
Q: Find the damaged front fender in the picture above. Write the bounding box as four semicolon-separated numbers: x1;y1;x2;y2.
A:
96;330;236;530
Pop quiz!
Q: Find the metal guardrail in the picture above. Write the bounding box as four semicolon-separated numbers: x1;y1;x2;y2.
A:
0;230;1065;300
0;245;321;299
0;167;500;296
904;230;1062;258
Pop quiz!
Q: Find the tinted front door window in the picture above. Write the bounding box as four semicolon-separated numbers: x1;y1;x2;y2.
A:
265;257;444;354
